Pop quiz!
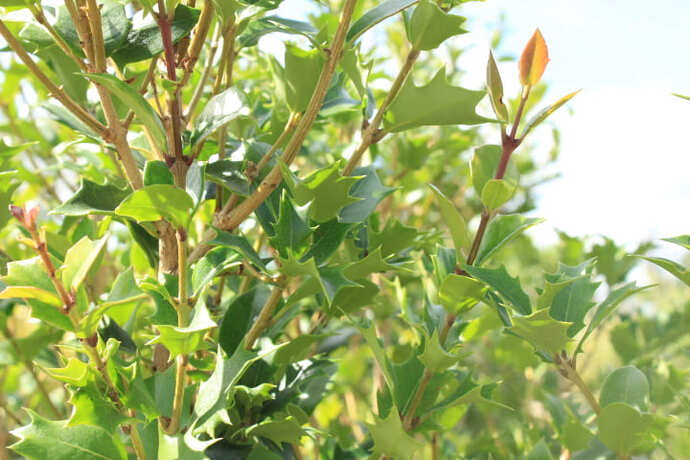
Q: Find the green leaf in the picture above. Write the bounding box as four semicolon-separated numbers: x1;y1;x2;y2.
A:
366;407;424;460
210;0;240;22
218;288;263;356
284;44;324;113
302;219;352;265
347;0;418;43
208;229;266;271
428;184;471;253
144;160;174;186
10;410;127;460
635;255;690;286
662;234;690;250
269;194;312;256
384;69;490;132
343;247;401;280
418;329;462;372
279;160;362;223
509;308;572;354
0;177;18;227
115;184;194;228
549;264;600;337
407;0;466;51
60;236;107;292
521;90;580;139
148;298;216;358
238;16;317;48
486;51;509;122
356;319;396;398
481;179;515;210
83;73;166;153
36;46;88;106
111;4;201;66
52;179;130;216
245;416;304;444
43;358;90;387
474;215;544;266
44;102;99;139
368;218;419;257
526;439;554;460
54;0;130;57
340;47;367;98
0;286;61;307
575;282;653;354
438;274;486;315
68;385;130;432
191;87;249;147
339;166;395;224
600;366;650;411
463;264;531;315
191;246;242;298
471;144;518;200
598;403;655;456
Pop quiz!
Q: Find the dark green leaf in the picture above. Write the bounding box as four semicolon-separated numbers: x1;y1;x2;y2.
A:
474;215;543;266
463;264;531;315
191;88;249;147
407;0;466;51
239;16;317;48
347;0;418;43
208;229;266;271
339;166;395;224
269;194;312;256
54;0;130;57
191;246;242;297
52;179;130;216
112;5;201;66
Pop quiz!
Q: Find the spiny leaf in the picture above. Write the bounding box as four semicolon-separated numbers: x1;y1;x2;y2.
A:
407;0;467;51
366;407;424;460
148;299;216;358
463;264;531;315
519;28;549;87
347;0;418;43
474;215;544;266
52;179;130;217
10;410;127;460
418;329;463;372
384;69;491;133
438;274;486;315
284;44;324;113
509;308;571;355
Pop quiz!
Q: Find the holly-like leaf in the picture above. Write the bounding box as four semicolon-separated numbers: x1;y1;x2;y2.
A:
366;407;424;460
384;69;490;133
68;385;131;432
284;44;324;113
269;194;312;256
60;236;107;292
407;0;467;51
463;264;531;315
190;87;249;147
635;255;690;286
112;4;201;66
347;0;417;43
474;215;544;266
339;166;395;224
428;184;471;253
148;298;216;358
303;219;352;264
509;308;572;355
600;366;650;411
245;416;305;445
279;160;362;223
548;263;600;337
519;29;549;87
83;73;167;153
521;90;580;139
52;179;130;216
208;229;266;271
368;218;419;257
526;439;554;460
418;329;463;372
43;357;91;387
115;185;194;228
191;246;243;297
438;274;486;315
343;247;401;280
10;410;127;460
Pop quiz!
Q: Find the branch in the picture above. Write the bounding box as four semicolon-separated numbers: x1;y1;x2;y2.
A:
245;286;285;350
555;353;601;415
0;20;106;136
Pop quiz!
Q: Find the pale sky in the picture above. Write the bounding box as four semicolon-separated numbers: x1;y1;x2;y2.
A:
271;0;690;251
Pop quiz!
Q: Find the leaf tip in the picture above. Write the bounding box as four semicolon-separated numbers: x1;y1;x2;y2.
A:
519;28;549;87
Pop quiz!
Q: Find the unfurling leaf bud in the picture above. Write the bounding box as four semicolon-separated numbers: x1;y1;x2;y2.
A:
486;51;509;122
9;204;24;222
519;28;549;87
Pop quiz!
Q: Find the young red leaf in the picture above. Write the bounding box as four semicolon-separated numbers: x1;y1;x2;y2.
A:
519;29;549;87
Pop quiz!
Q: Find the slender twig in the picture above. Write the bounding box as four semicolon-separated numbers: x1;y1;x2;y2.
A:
245;286;285;350
343;48;421;176
178;0;215;88
163;228;190;435
30;3;87;72
123;57;159;130
183;26;220;125
555;353;601;415
215;0;357;230
0;20;106;136
255;112;301;173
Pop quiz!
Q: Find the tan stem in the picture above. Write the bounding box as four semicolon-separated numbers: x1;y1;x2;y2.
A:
245;286;284;350
0;20;106;135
